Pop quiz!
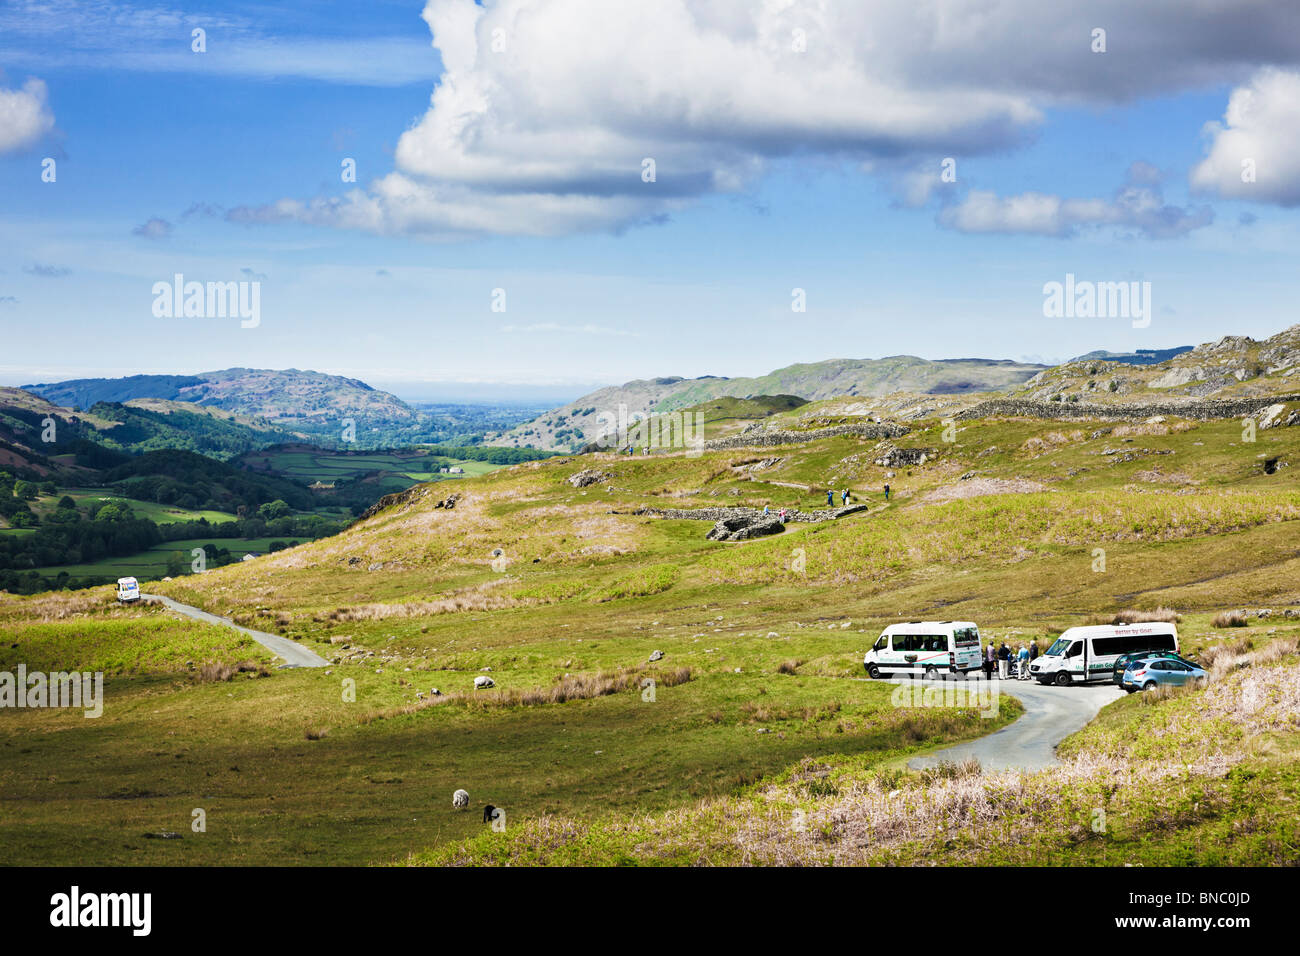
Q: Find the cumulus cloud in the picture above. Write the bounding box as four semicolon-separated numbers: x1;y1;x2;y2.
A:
228;0;1300;239
132;217;173;239
938;164;1213;238
0;77;54;153
1190;68;1300;207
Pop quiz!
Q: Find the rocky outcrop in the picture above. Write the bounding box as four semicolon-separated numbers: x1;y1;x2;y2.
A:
704;421;908;451
871;441;936;467
567;468;611;488
705;513;787;541
956;396;1300;423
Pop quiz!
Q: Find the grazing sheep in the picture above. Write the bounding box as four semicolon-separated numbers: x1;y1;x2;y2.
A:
474;675;495;689
452;789;469;810
483;804;502;824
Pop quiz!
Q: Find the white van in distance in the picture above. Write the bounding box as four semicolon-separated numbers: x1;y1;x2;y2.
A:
116;577;140;604
1029;622;1178;686
864;621;984;679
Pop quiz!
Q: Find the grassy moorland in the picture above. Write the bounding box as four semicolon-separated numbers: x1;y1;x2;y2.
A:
0;408;1297;865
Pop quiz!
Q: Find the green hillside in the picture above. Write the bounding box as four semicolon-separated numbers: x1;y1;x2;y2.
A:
2;400;1298;865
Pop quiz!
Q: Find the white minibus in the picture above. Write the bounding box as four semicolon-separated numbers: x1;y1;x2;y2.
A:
864;621;984;679
1028;622;1178;686
116;577;141;604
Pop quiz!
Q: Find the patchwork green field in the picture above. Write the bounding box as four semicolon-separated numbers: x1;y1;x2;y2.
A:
34;488;237;525
2;409;1298;865
30;537;293;580
239;447;499;489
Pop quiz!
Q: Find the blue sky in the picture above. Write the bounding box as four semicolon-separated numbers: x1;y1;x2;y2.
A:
2;1;1298;402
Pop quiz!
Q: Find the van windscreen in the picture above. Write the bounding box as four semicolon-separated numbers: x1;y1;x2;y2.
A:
1045;638;1070;656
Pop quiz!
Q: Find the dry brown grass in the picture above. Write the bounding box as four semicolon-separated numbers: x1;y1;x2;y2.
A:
0;587;116;622
322;581;519;623
197;660;270;682
1205;635;1300;677
1111;421;1195;438
1212;609;1249;628
1090;607;1182;625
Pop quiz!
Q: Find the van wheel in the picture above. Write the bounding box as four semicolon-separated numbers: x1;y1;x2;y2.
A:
1054;672;1072;687
867;664;882;680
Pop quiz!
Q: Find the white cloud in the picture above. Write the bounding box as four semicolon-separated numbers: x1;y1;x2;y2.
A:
228;0;1300;239
0;78;54;153
1191;68;1300;207
938;165;1213;238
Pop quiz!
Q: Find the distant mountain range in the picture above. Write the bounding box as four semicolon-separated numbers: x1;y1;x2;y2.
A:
11;325;1298;457
490;355;1048;450
19;369;535;448
1067;346;1194;366
23;369;412;427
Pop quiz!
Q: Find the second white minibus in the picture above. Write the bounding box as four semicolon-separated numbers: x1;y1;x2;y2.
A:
1028;622;1178;686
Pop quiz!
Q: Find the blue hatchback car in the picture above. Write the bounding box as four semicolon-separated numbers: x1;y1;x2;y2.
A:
1122;655;1208;692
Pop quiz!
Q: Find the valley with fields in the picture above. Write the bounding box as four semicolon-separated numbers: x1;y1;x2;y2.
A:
3;339;1299;866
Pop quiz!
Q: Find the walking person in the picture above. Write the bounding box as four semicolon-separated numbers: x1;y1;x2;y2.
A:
1017;644;1030;680
997;641;1011;680
983;642;995;680
884;483;891;501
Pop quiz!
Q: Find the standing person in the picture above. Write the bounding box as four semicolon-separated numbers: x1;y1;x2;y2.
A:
841;488;849;507
884;483;891;501
983;642;995;680
763;504;770;516
997;642;1010;680
778;508;786;524
1029;640;1040;662
827;489;834;507
1017;644;1030;680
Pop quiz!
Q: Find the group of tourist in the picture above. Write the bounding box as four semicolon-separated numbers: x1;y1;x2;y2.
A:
982;640;1040;680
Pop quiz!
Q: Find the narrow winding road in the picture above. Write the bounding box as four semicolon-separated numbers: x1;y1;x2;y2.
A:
142;593;329;668
903;675;1124;772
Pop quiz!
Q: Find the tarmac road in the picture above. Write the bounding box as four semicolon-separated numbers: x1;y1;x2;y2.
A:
897;674;1125;773
142;593;329;668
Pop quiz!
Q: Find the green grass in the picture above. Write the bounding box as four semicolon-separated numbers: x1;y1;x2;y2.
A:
39;488;237;524
2;410;1299;865
0;613;273;676
31;537;294;581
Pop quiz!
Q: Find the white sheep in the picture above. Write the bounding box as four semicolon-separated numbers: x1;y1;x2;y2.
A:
452;789;470;810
